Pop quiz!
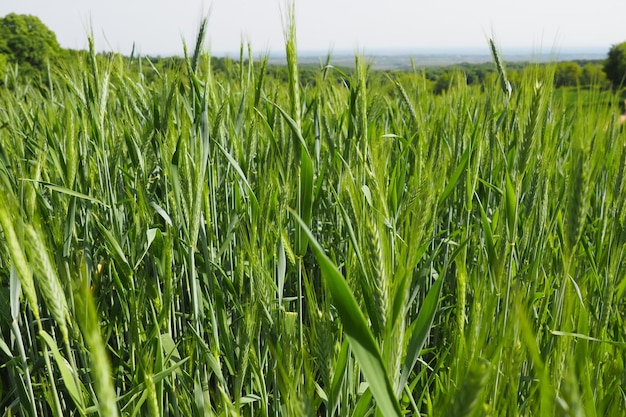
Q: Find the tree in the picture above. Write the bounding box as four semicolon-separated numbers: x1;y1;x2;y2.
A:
554;62;581;88
433;71;452;95
0;53;7;81
580;63;608;87
603;42;626;90
0;13;61;74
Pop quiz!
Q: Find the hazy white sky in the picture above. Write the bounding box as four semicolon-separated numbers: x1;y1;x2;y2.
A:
1;0;625;56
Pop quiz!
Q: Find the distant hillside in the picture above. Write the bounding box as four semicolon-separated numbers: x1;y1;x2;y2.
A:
260;48;607;71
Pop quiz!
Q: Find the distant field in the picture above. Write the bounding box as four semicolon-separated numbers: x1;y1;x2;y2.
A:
261;47;607;70
1;21;625;417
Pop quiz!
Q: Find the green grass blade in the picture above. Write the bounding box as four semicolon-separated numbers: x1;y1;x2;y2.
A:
277;237;287;305
21;179;110;208
76;258;120;417
39;330;86;411
329;338;349;414
505;171;517;234
214;140;260;211
351;388;374;417
288;208;402;417
438;146;470;206
397;271;443;395
297;147;314;256
266;98;310;156
550;330;626;347
95;218;133;284
477;196;496;270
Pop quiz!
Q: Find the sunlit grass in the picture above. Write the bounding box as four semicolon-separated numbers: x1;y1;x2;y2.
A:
0;13;625;417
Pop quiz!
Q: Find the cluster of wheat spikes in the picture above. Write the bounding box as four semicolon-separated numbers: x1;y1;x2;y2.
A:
1;9;626;417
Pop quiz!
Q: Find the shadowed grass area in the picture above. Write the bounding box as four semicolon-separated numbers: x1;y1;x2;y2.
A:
0;12;625;417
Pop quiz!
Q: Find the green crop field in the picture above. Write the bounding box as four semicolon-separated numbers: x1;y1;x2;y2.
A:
1;17;625;417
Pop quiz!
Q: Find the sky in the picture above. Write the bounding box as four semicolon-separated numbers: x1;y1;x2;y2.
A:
1;0;625;57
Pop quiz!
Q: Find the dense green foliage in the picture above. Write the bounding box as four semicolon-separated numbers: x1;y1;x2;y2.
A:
0;13;61;78
0;12;616;95
604;41;626;90
1;16;626;417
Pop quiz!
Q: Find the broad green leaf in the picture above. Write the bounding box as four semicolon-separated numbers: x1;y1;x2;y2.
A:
240;395;261;405
133;228;160;270
397;239;465;395
289;208;402;417
114;357;190;405
477;197;496;270
362;184;373;207
330;186;381;336
150;201;172;227
329;338;350;414
390;241;429;330
550;330;626;347
0;337;11;358
438;146;470;206
159;333;182;362
39;330;86;411
95;219;133;282
215;140;260;211
189;325;229;393
397;271;443;395
270;98;314;256
23;179;109;208
266;98;310;157
351;387;374;417
505;171;517;234
388;153;406;215
297;147;314;256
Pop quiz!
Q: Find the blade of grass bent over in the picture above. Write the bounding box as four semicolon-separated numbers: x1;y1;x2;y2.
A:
288;208;402;417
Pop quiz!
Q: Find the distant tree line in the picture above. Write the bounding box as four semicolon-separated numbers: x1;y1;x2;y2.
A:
0;13;62;80
1;13;625;96
425;60;610;94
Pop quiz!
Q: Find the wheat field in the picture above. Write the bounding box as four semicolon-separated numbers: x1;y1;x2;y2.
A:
0;17;625;417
